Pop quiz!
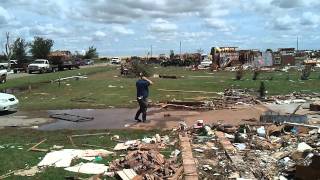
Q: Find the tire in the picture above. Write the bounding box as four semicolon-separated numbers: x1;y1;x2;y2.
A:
39;69;44;74
28;70;32;74
0;65;4;69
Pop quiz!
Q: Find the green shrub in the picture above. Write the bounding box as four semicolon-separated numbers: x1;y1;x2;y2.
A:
252;70;260;80
258;81;266;98
129;60;152;77
235;66;244;80
301;65;312;80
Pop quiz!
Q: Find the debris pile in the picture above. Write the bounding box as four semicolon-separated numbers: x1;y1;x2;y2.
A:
155;88;258;110
110;150;179;179
188;121;320;179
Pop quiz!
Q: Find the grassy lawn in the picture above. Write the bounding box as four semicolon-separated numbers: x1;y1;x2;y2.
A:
3;65;320;110
0;128;172;179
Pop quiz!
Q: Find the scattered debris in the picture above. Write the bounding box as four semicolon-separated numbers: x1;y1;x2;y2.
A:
38;149;113;167
110;150;179;179
53;76;87;82
14;166;42;177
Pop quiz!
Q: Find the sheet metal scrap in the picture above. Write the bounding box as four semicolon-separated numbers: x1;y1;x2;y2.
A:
50;113;94;122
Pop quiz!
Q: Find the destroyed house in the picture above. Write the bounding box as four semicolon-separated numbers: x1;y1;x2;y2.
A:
276;48;296;66
239;50;261;64
211;47;240;68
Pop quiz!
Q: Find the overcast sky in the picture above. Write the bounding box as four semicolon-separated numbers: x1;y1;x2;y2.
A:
0;0;320;56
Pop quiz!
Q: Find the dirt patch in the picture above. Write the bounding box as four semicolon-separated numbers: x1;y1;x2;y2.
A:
183;105;267;126
0;105;267;130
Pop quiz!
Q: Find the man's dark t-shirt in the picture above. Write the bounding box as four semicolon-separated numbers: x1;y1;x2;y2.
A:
136;79;150;98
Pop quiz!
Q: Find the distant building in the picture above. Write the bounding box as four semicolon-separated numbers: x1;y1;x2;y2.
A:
239;49;261;65
211;47;239;68
274;48;295;66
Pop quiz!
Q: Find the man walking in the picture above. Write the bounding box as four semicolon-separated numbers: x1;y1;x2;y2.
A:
135;72;153;122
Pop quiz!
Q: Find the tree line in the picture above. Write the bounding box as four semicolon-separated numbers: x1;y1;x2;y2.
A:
1;32;98;65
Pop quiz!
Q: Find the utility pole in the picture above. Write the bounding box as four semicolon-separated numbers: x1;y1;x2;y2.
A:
179;41;181;59
296;36;299;51
150;45;153;58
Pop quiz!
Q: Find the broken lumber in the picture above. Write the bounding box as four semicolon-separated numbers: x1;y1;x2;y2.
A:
283;122;320;129
215;131;256;179
157;88;219;94
27;139;47;152
159;75;177;79
53;75;87;82
70;132;110;138
168;166;183;180
214;131;236;154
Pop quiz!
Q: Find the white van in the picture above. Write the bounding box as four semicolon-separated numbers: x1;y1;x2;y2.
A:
111;57;121;64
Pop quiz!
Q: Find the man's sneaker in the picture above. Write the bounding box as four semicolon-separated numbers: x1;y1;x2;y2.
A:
135;118;142;122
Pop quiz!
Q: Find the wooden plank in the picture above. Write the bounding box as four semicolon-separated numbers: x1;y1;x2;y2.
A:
31;148;48;152
168;166;183;180
71;132;110;137
157;88;219;94
27;139;47;151
123;169;137;179
117;170;130;180
68;136;76;147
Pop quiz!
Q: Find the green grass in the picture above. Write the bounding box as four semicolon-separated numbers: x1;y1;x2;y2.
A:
1;66;112;90
4;65;320;110
0;128;172;179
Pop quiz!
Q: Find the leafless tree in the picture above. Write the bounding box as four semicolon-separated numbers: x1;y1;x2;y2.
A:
3;32;13;70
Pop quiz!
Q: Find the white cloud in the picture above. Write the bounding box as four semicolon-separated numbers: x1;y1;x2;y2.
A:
29;24;69;35
112;25;134;35
204;18;234;32
0;6;11;25
149;18;177;33
271;0;303;8
301;12;320;27
94;31;107;38
271;15;299;30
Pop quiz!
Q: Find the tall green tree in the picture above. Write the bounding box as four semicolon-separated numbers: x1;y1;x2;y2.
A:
169;50;174;60
84;46;98;59
3;32;13;69
12;37;28;63
30;37;54;59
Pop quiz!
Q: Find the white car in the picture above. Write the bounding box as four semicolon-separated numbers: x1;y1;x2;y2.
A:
200;60;212;68
0;93;19;111
111;57;121;64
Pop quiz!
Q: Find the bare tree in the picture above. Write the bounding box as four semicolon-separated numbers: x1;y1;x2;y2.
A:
3;32;13;70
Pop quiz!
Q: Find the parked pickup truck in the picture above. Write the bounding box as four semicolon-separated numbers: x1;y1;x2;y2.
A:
0;69;7;83
27;59;58;74
0;60;18;69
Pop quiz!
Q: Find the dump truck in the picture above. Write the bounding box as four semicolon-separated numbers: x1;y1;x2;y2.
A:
48;51;79;71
